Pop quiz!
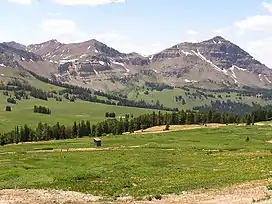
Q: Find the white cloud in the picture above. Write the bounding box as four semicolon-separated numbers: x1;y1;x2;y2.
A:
247;37;272;67
234;15;272;33
48;12;62;17
263;2;272;12
186;29;198;35
91;31;167;55
54;0;125;6
39;18;87;43
8;0;35;4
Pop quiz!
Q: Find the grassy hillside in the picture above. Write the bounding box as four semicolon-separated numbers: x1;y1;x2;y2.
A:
0;94;154;133
0;125;271;200
0;67;62;92
127;87;272;109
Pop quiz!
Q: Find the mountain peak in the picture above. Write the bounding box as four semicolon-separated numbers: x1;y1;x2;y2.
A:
212;36;226;41
202;36;228;44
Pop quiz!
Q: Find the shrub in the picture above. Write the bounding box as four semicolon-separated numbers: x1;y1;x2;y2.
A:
154;195;162;200
5;106;11;112
164;124;170;131
7;97;16;104
245;136;250;142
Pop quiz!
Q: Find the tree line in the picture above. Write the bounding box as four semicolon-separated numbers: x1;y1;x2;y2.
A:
91;110;240;137
105;112;116;118
2;106;272;146
34;105;51;115
3;77;177;111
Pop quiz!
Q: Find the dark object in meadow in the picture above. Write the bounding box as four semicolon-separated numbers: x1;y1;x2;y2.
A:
245;136;250;142
164;124;170;131
93;138;102;147
5;105;11;112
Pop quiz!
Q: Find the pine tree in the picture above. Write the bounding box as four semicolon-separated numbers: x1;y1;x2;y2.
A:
86;121;91;136
124;115;129;132
5;106;11;112
152;111;156;126
129;120;134;133
207;109;213;123
72;121;78;137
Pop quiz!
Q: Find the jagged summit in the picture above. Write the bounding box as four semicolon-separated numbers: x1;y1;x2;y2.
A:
201;36;228;44
1;36;272;91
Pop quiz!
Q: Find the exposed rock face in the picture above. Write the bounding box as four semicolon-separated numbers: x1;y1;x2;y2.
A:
3;41;26;51
0;43;42;69
1;36;272;91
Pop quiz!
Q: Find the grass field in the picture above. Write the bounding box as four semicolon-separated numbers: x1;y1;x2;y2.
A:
0;94;154;133
127;88;271;109
0;125;271;200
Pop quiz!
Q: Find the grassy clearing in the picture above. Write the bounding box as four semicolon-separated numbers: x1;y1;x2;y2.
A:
0;94;154;133
0;125;271;200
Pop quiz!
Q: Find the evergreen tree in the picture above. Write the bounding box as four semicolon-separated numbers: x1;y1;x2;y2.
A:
72;121;78;137
86;121;91;136
5;106;11;112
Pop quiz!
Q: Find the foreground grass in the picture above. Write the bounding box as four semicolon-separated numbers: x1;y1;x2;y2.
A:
0;95;154;132
0;126;271;200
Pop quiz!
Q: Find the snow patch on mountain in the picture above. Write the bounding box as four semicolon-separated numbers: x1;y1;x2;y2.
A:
112;61;130;72
60;58;78;64
181;50;193;56
191;49;224;73
259;74;263;82
234;65;247;72
99;61;105;65
264;75;272;83
93;69;98;75
80;54;87;59
230;66;238;83
185;79;198;83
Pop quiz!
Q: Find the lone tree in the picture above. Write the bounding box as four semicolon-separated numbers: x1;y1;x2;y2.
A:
105;112;109;118
245;136;250;142
5;105;11;112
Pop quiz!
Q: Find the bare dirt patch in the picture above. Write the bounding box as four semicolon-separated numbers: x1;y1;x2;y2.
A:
131;179;272;204
0;147;120;155
28;147;120;153
134;123;230;134
0;189;101;204
0;179;271;204
266;140;272;144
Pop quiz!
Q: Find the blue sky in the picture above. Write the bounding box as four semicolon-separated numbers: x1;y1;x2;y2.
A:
1;0;272;66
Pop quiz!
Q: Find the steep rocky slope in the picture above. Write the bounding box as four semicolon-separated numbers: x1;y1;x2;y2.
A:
1;36;272;91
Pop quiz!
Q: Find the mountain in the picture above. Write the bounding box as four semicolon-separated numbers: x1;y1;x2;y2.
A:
1;36;272;92
2;41;26;51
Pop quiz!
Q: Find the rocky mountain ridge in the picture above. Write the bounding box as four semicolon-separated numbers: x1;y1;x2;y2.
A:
0;36;272;91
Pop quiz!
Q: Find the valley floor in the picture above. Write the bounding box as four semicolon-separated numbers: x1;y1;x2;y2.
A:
0;125;271;203
0;179;271;204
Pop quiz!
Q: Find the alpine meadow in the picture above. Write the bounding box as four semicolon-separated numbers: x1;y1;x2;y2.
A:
0;0;272;203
